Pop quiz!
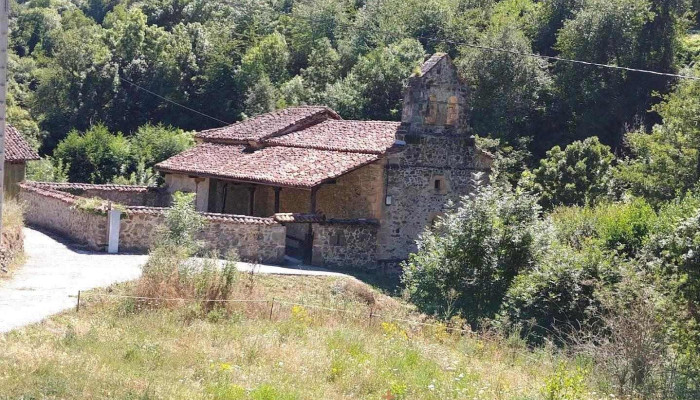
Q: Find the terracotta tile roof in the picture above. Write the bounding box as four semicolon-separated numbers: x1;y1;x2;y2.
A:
155;143;381;188
196;106;341;144
31;182;155;193
126;206;277;225
19;182;79;205
265;120;400;154
5;125;39;162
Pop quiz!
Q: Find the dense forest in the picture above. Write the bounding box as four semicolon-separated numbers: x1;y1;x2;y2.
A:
7;0;700;183
8;0;700;398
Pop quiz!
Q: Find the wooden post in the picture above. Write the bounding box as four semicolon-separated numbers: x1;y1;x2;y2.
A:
0;0;10;237
76;290;81;312
273;187;281;213
248;186;256;216
269;298;275;320
310;187;318;214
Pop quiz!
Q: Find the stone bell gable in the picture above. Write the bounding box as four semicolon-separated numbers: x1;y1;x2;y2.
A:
401;53;470;136
376;53;491;264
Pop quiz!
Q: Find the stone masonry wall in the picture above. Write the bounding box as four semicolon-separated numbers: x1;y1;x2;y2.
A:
312;221;379;269
376;54;493;263
119;207;286;264
20;182;286;264
30;182;170;207
19;184;108;251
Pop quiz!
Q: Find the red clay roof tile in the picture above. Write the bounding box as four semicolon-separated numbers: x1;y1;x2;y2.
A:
155;143;380;188
196;106;340;143
265;120;400;154
5;125;39;162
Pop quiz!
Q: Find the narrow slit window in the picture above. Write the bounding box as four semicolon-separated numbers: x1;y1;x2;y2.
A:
434;179;441;191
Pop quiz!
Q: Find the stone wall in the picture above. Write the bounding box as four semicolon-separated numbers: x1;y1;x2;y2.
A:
311;220;379;269
29;182;170;207
19;182;286;264
118;207;286;264
376;54;493;263
19;183;108;251
316;161;384;219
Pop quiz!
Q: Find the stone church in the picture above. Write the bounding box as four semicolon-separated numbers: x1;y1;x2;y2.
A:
156;53;493;268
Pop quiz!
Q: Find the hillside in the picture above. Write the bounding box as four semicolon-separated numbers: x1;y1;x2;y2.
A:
0;275;607;400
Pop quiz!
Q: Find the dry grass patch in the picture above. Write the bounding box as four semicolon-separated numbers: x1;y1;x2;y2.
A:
0;273;616;400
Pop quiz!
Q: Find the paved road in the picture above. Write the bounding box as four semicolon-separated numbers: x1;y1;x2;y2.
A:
0;228;347;333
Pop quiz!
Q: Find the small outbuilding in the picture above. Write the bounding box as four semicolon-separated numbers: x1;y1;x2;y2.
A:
4;124;39;197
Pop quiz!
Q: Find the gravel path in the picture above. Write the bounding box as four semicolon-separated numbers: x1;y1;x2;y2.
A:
0;228;347;333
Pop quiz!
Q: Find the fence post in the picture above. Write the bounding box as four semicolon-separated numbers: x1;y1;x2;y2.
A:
76;290;81;312
269;298;275;320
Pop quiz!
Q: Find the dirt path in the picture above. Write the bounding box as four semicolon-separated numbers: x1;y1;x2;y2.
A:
0;228;347;333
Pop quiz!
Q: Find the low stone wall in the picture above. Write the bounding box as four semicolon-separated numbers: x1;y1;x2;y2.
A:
29;182;170;207
19;183;108;250
119;207;286;264
311;220;379;269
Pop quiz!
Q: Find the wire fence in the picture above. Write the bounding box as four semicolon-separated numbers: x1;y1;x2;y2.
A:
70;290;570;368
73;290;480;336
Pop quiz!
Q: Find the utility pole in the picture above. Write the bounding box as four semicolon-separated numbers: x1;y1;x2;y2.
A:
0;0;9;238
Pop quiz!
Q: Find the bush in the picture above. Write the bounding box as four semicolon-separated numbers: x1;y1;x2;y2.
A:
157;192;205;253
26;157;68;182
499;244;615;344
527;137;614;209
551;198;655;256
54;124;131;183
130;124;194;169
402;182;552;324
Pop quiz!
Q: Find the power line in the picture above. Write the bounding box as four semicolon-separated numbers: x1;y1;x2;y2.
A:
298;15;700;81
448;40;700;81
120;76;232;126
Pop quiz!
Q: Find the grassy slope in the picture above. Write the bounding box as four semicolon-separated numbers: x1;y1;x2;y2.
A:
0;275;604;400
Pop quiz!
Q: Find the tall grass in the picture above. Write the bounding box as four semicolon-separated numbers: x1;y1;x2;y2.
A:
3;197;24;231
134;191;240;313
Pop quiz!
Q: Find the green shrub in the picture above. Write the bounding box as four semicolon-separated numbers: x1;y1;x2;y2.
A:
54;124;131;184
551;198;655;256
526;137;615;209
157;192;205;253
499;244;616;344
135;191;238;314
402;182;552;324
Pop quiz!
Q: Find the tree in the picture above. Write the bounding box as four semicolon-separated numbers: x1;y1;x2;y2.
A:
527;137;615;209
554;0;687;148
54;125;131;183
402;181;551;324
615;78;700;204
458;26;552;148
324;38;424;120
130;123;194;169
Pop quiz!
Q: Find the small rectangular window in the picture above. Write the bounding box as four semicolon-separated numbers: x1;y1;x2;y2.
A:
434;180;441;190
